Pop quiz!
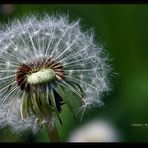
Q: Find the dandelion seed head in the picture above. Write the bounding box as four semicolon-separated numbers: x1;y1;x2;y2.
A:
0;14;110;134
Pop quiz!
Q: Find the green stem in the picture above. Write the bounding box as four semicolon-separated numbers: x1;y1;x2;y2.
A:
46;124;60;142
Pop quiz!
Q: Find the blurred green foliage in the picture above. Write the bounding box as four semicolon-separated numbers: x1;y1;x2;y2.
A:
0;4;148;142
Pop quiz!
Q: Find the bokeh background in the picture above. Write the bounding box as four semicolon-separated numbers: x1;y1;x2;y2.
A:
0;4;148;142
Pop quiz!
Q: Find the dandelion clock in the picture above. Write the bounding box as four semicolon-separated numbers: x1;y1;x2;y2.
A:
0;14;110;141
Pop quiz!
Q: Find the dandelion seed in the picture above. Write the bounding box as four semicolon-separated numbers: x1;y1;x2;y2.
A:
0;14;110;136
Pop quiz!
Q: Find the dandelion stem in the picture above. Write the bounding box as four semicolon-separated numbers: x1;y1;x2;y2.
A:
46;124;60;142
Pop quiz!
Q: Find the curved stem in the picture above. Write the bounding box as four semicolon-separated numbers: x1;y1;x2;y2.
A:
46;124;60;142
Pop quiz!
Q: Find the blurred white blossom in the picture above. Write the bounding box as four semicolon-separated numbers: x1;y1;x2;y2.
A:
69;119;121;142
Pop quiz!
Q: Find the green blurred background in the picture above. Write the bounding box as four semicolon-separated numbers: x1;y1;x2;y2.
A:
0;4;148;142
